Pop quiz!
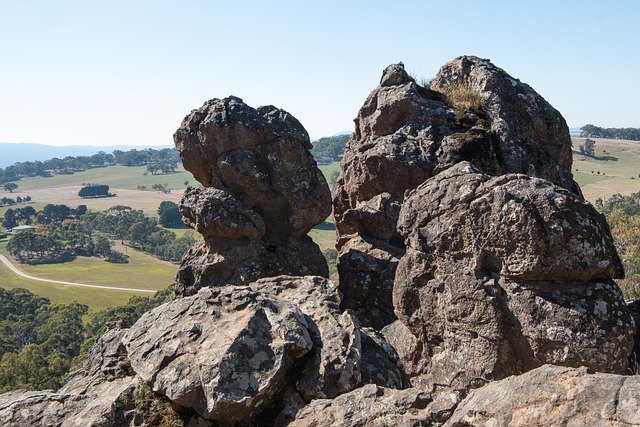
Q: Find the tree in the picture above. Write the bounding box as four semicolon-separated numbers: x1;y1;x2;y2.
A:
2;209;17;229
583;138;596;156
157;201;182;227
4;182;18;193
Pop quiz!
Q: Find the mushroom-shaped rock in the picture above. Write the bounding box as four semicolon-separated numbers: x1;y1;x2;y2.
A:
173;97;332;296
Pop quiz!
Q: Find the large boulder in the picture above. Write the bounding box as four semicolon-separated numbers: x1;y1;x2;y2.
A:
174;97;331;296
393;162;634;391
122;276;406;425
444;365;640;427
334;57;579;328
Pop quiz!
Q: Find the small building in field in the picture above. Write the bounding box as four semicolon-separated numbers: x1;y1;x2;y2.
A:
10;225;36;234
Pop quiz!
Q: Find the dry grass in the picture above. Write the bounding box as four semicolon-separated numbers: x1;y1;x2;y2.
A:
439;82;483;112
571;138;640;203
4;186;182;216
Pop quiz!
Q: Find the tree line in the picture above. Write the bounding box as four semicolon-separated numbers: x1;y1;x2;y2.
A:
0;147;179;185
580;125;640;141
3;202;193;264
0;286;172;392
596;192;640;300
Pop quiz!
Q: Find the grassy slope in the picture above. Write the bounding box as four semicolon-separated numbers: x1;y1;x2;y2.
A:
13;165;194;191
572;138;640;203
0;239;175;313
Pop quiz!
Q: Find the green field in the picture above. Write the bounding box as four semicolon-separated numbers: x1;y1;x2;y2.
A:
0;239;175;313
12;165;194;192
318;161;341;184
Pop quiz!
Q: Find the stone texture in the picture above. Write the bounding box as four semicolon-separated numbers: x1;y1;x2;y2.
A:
174;96;331;296
179;187;266;239
289;384;432;427
0;329;140;427
444;365;640;427
393;162;634;390
334;57;580;329
176;233;328;296
123;284;314;422
628;299;640;372
122;276;381;424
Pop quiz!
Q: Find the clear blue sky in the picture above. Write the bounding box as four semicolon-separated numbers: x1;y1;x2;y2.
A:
1;0;638;147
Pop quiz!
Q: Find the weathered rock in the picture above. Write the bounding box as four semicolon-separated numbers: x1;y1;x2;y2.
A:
393;162;634;391
175;234;328;296
174;96;332;296
250;276;362;401
359;327;410;389
123;284;314;422
0;390;94;427
175;96;331;238
628;299;640;371
61;327;133;395
123;276;371;424
334;57;580;329
179;187;266;239
289;384;433;427
336;235;402;329
444;364;640;427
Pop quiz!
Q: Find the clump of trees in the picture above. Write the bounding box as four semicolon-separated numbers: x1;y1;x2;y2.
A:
578;138;596;157
596;192;640;299
0;286;172;393
0;288;88;392
580;125;640;141
311;134;349;164
78;184;111;198
3;182;18;193
3;203;193;264
157;201;182;227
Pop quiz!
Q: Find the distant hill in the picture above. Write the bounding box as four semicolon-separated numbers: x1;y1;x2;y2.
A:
0;142;172;168
311;134;350;164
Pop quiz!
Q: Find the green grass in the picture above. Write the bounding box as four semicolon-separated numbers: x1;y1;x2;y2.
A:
0;240;175;313
318;161;341;184
572;170;609;186
12;165;195;192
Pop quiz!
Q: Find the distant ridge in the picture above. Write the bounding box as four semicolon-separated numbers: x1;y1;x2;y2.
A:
0;142;173;168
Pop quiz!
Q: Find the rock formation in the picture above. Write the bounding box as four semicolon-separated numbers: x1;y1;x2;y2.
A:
333;57;580;328
444;365;640;427
1;57;638;426
174;96;332;296
393;161;634;389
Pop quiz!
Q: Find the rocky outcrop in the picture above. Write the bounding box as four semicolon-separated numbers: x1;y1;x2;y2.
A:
121;275;405;424
393;161;634;391
174;96;331;296
444;365;640;427
2;58;638;427
334;56;579;328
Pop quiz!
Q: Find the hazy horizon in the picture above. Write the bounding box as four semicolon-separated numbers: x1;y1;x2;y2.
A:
1;1;639;147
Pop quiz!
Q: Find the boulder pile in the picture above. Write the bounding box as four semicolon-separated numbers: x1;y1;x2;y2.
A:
1;56;638;426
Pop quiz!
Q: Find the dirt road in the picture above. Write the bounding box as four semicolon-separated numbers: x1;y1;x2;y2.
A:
0;253;156;293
